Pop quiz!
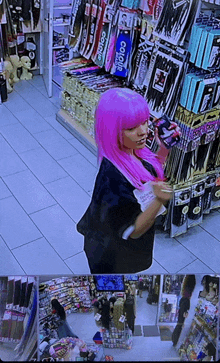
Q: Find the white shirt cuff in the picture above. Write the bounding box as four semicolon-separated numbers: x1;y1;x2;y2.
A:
122;225;135;240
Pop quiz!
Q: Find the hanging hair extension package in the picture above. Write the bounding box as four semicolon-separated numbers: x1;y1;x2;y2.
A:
170;184;191;237
193;117;218;177
68;0;87;51
110;7;136;77
154;0;199;46
188;177;206;229
126;11;142;83
175;113;202;184
92;0;119;67
192;74;217;114
79;0;93;56
144;42;187;118
211;168;220;210
83;0;103;59
0;0;7;24
202;26;220;71
129;14;154;89
203;172;216;215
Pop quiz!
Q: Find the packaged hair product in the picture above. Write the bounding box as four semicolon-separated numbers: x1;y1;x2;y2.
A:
211;169;220;209
188;178;206;228
203;172;216;214
170;186;191;237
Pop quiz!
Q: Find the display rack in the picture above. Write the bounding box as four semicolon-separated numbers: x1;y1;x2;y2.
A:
0;277;37;361
54;0;220;238
102;320;133;350
178;296;218;361
52;0;73;100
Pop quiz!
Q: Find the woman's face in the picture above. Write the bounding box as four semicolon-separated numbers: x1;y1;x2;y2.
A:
122;121;148;151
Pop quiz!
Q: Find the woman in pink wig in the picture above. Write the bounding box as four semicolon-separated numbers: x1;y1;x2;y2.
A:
77;88;173;273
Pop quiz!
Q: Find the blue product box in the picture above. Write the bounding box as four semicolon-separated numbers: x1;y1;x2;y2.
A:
195;26;212;68
212;75;220;108
202;28;220;70
180;72;195;107
186;73;205;112
192;76;216;114
189;20;209;63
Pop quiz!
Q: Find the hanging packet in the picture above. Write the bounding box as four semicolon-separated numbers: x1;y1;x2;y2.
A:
192;75;217;114
104;6;119;72
127;11;142;83
79;0;93;55
83;0;103;59
203;172;216;214
68;0;86;51
188;178;205;228
211;169;220;209
110;7;136;77
92;0;119;67
129;15;154;88
170;186;191;237
202;27;220;70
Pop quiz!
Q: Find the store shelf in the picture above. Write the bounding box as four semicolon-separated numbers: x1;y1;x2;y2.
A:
53;22;70;27
54;6;72;9
56;109;97;156
53;46;66;49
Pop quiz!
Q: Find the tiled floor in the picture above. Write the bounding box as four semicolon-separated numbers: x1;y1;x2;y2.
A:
1;76;220;275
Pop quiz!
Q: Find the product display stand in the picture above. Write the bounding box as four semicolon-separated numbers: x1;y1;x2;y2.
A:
0;277;37;361
54;0;220;238
102;320;133;349
178;295;218;361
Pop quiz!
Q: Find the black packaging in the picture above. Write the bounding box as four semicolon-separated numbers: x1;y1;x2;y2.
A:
170;186;191;237
0;75;7;102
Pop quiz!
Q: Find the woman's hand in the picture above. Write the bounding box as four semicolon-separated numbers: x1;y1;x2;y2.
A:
155;121;182;149
183;311;189;319
152;181;173;203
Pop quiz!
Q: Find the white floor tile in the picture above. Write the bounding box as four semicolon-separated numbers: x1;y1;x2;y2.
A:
65;251;91;274
30;204;84;260
12;237;73;274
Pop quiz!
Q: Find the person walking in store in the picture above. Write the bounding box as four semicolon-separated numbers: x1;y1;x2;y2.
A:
172;275;196;347
51;299;78;340
138;278;144;298
77;88;180;273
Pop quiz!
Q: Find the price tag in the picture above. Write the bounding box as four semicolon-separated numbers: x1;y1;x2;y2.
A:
119;315;125;323
94;313;101;321
133;182;166;215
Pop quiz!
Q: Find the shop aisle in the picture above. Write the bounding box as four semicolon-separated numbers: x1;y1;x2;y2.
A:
65;290;179;361
1;76;220;275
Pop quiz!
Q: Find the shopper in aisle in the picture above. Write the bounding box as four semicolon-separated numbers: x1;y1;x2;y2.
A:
202;342;216;361
172;275;196;347
77;88;178;273
51;299;78;340
138;278;144;298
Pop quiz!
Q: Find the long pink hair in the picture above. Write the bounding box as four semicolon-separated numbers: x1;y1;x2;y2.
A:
95;88;164;190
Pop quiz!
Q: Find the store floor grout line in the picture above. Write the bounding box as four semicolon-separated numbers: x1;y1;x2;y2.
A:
0;76;220;275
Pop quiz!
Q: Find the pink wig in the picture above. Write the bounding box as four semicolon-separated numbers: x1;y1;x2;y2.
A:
95;88;164;189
